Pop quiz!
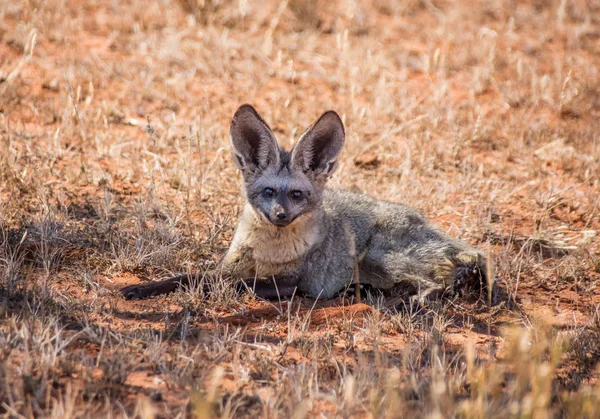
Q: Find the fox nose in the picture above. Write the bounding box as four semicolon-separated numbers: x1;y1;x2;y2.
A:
276;212;287;220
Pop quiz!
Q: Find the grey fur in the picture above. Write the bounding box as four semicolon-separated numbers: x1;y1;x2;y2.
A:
222;104;490;301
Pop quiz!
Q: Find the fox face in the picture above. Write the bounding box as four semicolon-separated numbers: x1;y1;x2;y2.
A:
230;105;345;227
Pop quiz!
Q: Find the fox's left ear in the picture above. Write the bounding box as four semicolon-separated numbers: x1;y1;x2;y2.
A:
230;104;280;178
291;111;345;178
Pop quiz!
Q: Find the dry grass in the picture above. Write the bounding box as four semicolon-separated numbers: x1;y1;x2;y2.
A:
0;0;599;417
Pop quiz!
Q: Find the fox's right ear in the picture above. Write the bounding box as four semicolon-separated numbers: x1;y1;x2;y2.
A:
230;104;280;177
291;110;345;179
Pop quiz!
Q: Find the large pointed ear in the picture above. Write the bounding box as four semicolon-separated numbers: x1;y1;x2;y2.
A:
291;111;345;178
230;104;280;177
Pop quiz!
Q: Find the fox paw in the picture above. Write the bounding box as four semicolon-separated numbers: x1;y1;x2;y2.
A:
120;283;162;300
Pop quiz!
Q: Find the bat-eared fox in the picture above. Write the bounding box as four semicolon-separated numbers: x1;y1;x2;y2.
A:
122;105;491;304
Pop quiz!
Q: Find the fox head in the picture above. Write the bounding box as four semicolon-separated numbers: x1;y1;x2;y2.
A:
230;104;345;227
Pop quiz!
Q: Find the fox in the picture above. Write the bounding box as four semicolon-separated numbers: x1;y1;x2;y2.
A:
121;104;491;303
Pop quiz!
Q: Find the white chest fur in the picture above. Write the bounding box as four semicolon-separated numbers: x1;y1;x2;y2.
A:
228;204;321;275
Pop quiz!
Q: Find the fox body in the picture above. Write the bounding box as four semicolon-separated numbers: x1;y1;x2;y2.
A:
122;105;488;301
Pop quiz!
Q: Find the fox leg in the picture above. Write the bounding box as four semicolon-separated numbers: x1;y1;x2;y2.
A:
361;246;489;304
120;245;255;300
120;272;209;300
442;251;489;297
426;250;491;302
121;271;300;301
411;279;446;304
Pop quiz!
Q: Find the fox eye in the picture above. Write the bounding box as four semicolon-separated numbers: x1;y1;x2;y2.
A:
263;187;275;197
290;190;303;199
